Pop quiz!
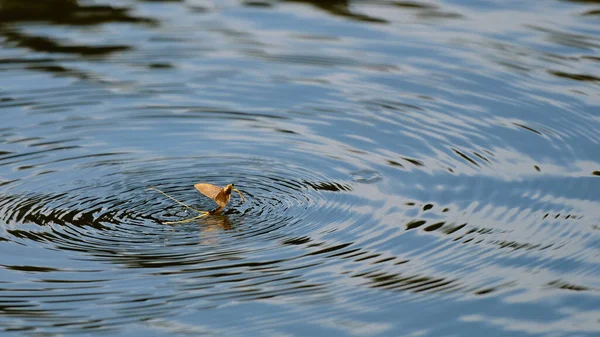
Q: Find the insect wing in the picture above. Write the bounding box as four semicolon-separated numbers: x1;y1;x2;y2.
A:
194;183;222;200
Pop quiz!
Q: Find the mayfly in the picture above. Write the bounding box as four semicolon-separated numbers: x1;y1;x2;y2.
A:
148;183;245;225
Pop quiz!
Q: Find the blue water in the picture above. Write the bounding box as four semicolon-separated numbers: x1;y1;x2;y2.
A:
0;0;599;336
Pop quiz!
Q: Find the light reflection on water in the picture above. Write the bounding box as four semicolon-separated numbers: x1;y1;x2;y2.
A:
0;0;599;336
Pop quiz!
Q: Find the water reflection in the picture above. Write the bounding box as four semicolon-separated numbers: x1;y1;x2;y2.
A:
282;0;388;23
0;0;155;25
0;0;156;84
0;0;599;336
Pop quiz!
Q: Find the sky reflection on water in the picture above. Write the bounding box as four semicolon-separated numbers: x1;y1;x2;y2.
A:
0;0;599;336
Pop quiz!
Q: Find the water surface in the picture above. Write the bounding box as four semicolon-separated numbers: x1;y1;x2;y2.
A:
0;0;599;336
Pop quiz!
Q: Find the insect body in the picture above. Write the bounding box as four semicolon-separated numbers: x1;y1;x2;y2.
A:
148;182;245;224
194;183;245;214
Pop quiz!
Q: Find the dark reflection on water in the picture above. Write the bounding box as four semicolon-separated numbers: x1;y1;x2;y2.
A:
0;0;154;60
1;0;599;336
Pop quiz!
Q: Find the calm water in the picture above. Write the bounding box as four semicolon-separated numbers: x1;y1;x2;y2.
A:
0;0;599;336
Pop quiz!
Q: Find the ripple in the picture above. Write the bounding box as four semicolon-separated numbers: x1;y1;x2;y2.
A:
0;154;363;330
350;169;382;183
1;0;599;335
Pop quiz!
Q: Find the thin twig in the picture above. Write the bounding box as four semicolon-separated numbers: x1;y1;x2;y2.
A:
147;187;206;214
233;188;246;202
162;212;209;225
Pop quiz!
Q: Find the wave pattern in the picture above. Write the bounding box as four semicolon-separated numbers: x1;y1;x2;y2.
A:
0;0;599;336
